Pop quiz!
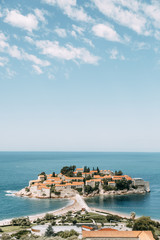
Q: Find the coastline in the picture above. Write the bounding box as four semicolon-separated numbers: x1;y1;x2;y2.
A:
0;194;88;227
1;194;160;228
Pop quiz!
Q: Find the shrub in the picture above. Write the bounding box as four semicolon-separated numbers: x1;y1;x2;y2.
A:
76;188;82;193
11;230;30;239
44;213;55;221
25;187;30;192
55;191;61;196
51;220;56;226
11;217;31;226
1;233;11;240
0;228;3;232
106;214;121;222
57;230;79;238
103;185;115;191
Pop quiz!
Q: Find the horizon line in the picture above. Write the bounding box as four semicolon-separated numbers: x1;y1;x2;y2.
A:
0;150;160;153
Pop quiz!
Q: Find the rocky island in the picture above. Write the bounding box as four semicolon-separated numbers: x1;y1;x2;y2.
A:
16;166;150;199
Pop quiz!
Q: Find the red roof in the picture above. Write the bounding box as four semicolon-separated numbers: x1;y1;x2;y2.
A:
82;225;93;230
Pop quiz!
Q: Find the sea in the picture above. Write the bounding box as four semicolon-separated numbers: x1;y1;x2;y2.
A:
0;152;160;221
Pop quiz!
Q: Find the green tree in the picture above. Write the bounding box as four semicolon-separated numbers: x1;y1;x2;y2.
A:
45;224;54;237
61;166;76;177
52;172;55;177
84;185;93;194
116;179;130;190
133;216;159;240
77;172;82;177
133;216;156;231
72;219;77;225
115;170;123;176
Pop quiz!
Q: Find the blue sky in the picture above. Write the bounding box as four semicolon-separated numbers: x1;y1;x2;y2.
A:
0;0;160;151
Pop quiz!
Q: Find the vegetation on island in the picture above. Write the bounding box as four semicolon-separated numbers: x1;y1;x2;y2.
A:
60;166;76;177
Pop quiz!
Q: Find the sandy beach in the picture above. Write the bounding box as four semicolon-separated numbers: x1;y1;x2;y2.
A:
0;194;90;227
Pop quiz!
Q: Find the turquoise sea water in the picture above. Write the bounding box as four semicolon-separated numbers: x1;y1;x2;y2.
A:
0;152;160;220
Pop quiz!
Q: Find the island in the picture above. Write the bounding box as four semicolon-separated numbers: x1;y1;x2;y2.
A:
16;166;150;199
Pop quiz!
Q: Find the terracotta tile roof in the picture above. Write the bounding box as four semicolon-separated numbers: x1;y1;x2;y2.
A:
47;177;61;181
94;175;102;178
139;231;155;240
90;170;98;173
86;179;101;182
82;225;93;230
76;168;83;171
123;175;132;181
82;230;155;239
39;175;45;177
112;175;132;181
103;175;112;179
65;176;83;180
68;181;84;186
98;228;118;231
108;181;115;184
44;180;53;185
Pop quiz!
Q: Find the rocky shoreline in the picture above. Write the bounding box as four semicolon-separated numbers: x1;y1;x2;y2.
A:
83;188;147;198
15;187;147;199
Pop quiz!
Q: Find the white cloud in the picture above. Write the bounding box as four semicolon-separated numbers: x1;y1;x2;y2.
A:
72;24;84;35
23;52;50;66
134;42;150;50
0;56;8;67
4;9;38;32
8;45;22;59
6;68;16;78
109;48;125;60
93;0;160;38
55;28;67;38
0;32;50;69
83;38;95;48
34;9;46;22
24;36;34;44
110;48;118;59
35;40;100;64
43;0;93;22
32;65;43;74
0;32;8;51
92;23;121;42
71;30;77;38
93;0;148;36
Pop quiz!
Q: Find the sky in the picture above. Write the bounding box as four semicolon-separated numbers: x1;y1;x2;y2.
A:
0;0;160;152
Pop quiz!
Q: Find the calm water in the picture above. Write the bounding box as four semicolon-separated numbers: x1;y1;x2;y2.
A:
0;152;160;220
